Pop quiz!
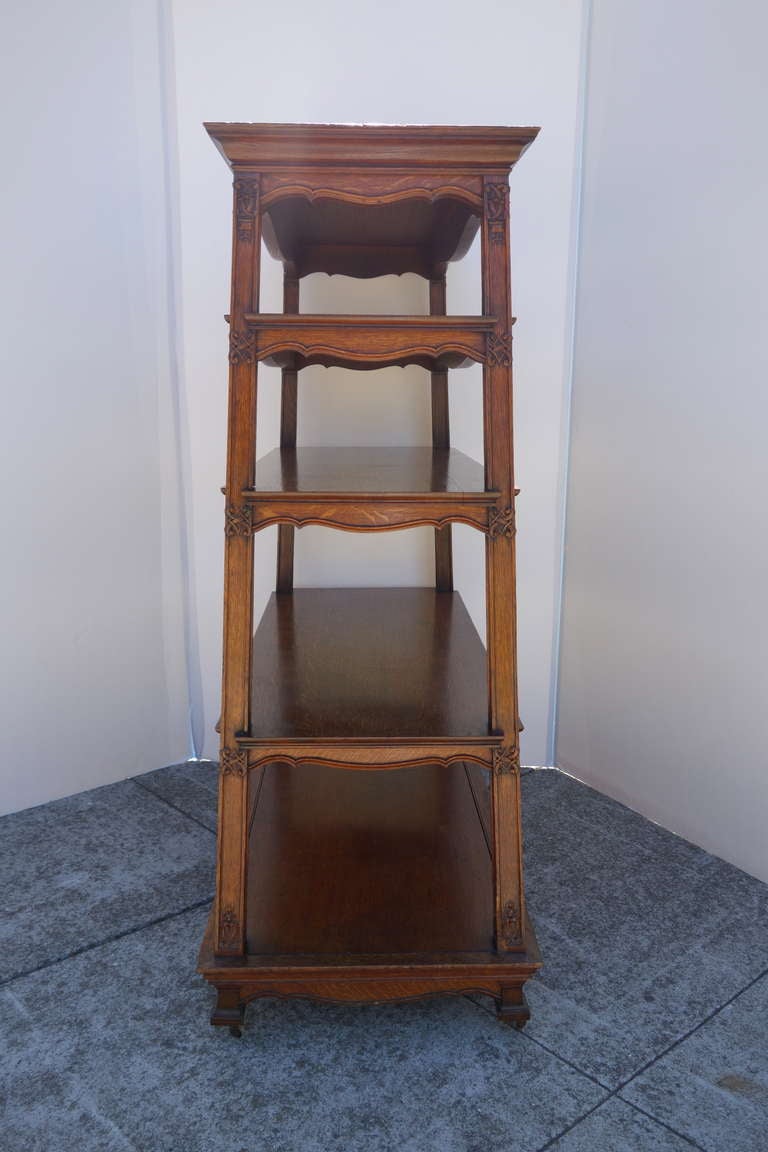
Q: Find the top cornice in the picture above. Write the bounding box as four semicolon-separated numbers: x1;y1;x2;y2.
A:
204;122;540;172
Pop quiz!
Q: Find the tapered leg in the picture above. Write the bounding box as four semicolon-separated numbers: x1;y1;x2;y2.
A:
430;272;453;591
497;985;530;1029
276;266;299;592
211;986;246;1036
216;174;262;957
481;176;526;953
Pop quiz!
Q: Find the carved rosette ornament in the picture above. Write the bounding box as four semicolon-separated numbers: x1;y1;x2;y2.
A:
228;329;256;367
484;181;509;244
233;178;259;242
489;505;516;540
486;331;512;367
220;747;248;777
500;899;521;947
493;745;520;776
218;905;241;949
224;504;252;538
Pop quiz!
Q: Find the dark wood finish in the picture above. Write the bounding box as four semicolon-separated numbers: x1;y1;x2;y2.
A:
243;313;495;371
261;194;480;279
246;588;491;742
276;267;299;592
245;446;495;533
246;761;494;954
251;446;487;494
481;176;525;952
205;122;539;171
216;174;262;956
202;122;541;1030
199;763;540;1025
430;273;453;590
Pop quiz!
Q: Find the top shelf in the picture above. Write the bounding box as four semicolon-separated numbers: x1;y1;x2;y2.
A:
205;122;540;171
207;123;540;280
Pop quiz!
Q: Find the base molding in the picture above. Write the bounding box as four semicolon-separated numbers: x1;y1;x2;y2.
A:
198;907;540;1035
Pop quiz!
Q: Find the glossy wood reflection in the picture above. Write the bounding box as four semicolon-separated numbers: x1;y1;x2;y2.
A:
247;762;492;955
248;589;490;741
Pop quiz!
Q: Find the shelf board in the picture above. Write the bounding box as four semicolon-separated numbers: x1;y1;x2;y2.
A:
245;761;494;956
206;122;540;172
243;313;495;370
246;588;491;742
243;448;497;533
261;195;479;279
251;446;488;496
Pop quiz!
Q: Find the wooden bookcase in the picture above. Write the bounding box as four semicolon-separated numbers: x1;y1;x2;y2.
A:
198;123;542;1035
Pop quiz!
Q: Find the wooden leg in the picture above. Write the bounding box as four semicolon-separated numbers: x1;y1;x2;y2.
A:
430;273;453;592
276;266;299;593
496;985;530;1030
211;987;245;1036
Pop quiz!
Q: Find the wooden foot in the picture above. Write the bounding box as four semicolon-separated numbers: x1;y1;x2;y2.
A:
497;986;530;1030
211;987;245;1035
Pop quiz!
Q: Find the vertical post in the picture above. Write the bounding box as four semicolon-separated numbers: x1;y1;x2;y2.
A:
276;264;299;592
481;174;525;952
216;172;261;956
430;271;453;591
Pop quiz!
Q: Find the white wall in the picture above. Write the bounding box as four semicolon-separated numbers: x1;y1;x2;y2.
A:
557;0;768;881
0;0;189;813
170;0;586;763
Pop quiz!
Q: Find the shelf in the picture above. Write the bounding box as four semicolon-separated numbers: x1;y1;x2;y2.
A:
252;446;488;495
261;195;479;279
198;760;541;986
245;588;492;744
243;447;497;533
206;121;539;171
247;761;493;955
243;313;495;370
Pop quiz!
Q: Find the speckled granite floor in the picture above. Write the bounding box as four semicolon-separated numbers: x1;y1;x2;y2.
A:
1;763;767;1152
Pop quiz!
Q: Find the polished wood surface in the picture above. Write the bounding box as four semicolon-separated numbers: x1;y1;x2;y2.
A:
430;272;454;590
248;589;489;740
251;446;487;495
246;761;493;955
245;447;497;535
275;267;299;592
244;313;495;371
261;195;480;278
205;122;539;171
202;122;540;1031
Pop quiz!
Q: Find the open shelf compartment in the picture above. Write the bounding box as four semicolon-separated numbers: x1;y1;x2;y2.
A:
244;587;493;744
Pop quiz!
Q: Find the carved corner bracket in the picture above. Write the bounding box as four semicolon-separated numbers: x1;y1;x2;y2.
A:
488;505;516;540
217;904;241;950
486;330;512;367
233;177;260;242
492;745;520;776
228;329;256;367
220;747;249;777
224;504;253;538
484;181;509;244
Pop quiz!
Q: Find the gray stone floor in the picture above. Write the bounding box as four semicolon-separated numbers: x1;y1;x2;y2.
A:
1;764;767;1151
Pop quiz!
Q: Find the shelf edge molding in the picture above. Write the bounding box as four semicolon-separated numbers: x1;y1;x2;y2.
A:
233;741;503;771
238;314;499;370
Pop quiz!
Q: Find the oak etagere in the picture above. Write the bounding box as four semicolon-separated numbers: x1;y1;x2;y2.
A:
198;123;541;1034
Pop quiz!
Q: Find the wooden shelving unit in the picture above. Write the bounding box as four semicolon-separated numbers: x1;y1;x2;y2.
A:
198;122;541;1035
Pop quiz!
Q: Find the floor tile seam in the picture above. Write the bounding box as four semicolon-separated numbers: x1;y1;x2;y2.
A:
461;994;614;1093
0;897;213;989
618;1096;709;1151
533;1092;617;1152
517;1028;615;1092
128;776;217;836
614;962;768;1093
